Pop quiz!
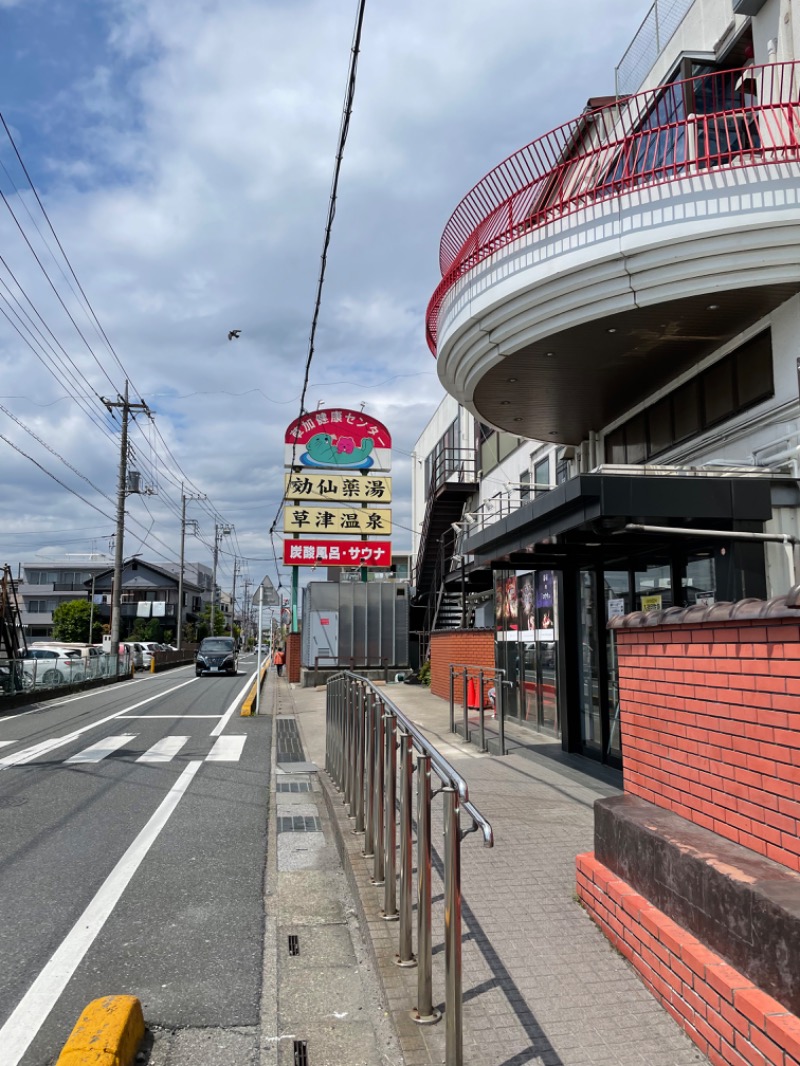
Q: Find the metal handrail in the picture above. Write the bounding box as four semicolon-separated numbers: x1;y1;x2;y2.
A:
427;62;800;353
448;664;507;756
325;671;493;1066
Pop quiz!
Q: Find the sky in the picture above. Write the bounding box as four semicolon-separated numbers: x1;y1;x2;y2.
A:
0;0;638;601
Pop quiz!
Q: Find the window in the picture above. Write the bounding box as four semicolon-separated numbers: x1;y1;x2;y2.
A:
520;471;531;501
534;457;550;497
556;458;570;485
604;330;773;462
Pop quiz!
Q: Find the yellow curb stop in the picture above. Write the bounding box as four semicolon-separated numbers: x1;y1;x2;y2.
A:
240;659;270;716
56;994;145;1066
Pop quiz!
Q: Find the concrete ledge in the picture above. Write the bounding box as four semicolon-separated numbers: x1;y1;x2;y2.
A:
595;793;800;1014
56;994;145;1066
241;661;270;716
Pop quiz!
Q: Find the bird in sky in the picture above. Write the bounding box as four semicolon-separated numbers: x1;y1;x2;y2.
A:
227;329;242;340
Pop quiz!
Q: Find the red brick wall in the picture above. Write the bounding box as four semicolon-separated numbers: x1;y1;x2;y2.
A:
577;853;800;1066
285;632;301;684
429;629;495;702
616;617;800;873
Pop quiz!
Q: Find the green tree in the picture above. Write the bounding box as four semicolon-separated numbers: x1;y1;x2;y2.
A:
197;603;226;639
52;599;102;643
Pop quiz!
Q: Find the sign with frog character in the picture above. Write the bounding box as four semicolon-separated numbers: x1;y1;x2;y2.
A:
284;409;392;472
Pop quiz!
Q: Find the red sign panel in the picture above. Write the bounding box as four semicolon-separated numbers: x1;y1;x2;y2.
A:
284;409;391;448
283;539;392;567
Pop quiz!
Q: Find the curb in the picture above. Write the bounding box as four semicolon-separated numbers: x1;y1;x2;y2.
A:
240;660;270;716
56;994;145;1066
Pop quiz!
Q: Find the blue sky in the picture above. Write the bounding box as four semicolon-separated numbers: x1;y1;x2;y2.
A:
0;0;638;596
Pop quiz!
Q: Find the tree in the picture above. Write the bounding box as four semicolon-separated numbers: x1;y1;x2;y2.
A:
197;603;226;639
52;599;102;643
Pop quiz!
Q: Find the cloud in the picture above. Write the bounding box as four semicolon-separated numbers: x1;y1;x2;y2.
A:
0;0;638;594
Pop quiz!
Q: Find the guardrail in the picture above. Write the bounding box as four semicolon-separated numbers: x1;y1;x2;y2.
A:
326;672;493;1066
448;664;507;756
427;61;800;353
0;652;131;698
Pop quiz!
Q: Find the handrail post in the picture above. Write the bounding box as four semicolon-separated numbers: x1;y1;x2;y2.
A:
353;682;365;833
395;731;416;967
498;679;506;756
324;679;331;776
343;679;352;808
444;787;463;1066
371;696;386;886
362;690;376;857
449;664;455;733
462;669;470;742
382;712;399;920
412;753;440;1025
478;669;485;753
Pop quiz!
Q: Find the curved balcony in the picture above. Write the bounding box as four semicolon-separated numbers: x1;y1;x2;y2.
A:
428;63;800;444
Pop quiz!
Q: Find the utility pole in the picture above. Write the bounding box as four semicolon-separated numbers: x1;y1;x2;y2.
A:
101;381;149;648
210;522;231;638
230;559;239;639
177;485;206;650
242;578;251;645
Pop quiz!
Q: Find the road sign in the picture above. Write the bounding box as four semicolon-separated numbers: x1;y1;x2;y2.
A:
252;576;280;607
283;539;392;567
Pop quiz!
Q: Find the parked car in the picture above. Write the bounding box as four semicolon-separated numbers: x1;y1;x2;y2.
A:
30;642;111;678
21;647;86;686
195;637;238;677
120;642;145;670
138;641;163;669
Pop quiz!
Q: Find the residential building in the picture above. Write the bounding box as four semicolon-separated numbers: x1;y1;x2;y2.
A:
88;558;209;642
416;0;800;770
17;558;115;640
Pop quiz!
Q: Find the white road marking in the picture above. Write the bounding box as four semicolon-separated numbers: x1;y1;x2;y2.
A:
0;678;198;770
119;714;222;719
0;741;13;748
65;735;137;764
209;669;257;737
137;736;189;763
206;735;246;762
0;760;202;1066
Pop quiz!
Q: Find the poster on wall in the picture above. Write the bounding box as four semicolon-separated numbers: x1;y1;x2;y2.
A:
517;573;536;631
494;572;518;630
641;594;662;612
536;571;554;631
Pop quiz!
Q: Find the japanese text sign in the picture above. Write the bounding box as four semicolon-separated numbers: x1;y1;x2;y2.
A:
284;507;392;535
285;473;392;503
283;539;392;567
284;408;392;472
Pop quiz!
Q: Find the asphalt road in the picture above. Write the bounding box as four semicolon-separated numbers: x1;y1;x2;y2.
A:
0;659;272;1066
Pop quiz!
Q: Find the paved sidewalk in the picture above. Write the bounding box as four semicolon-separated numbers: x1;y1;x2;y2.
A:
288;677;708;1066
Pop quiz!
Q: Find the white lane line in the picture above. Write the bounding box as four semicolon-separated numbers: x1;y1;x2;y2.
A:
209;669;258;738
65;736;138;765
119;715;222;720
0;759;201;1066
206;735;246;762
0;678;198;770
137;736;189;763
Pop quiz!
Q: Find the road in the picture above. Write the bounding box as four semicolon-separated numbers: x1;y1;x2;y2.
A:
0;659;272;1066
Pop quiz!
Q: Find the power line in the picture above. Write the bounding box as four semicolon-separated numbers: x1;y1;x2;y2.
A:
269;0;368;536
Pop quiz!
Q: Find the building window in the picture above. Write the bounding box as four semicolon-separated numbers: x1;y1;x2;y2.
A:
534;457;550;497
603;330;773;463
556;458;570;485
519;471;531;501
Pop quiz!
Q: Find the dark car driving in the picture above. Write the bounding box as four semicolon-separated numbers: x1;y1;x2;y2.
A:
195;637;239;677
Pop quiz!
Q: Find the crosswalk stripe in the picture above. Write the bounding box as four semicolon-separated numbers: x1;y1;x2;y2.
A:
206;736;246;762
65;735;137;764
137;737;190;763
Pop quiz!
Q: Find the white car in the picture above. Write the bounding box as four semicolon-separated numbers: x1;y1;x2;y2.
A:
21;647;86;686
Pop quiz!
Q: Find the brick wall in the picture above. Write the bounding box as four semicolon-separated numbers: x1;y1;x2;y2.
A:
285;632;301;684
615;617;800;873
577;853;800;1066
429;629;495;702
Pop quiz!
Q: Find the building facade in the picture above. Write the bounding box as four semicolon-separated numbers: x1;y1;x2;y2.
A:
415;0;800;769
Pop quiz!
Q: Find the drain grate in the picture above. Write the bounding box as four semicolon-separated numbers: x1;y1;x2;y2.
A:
278;815;322;833
277;781;312;793
293;1039;308;1066
288;934;300;956
277;718;306;763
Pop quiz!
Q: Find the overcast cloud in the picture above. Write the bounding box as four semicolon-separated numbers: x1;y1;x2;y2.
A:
0;0;637;596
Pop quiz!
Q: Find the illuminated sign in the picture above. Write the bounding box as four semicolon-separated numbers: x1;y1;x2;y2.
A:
283;539;393;567
284;507;392;535
285;473;391;503
284;408;392;471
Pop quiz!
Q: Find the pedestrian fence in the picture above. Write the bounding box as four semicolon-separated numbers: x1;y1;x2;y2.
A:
0;651;131;698
448;664;508;756
325;672;494;1066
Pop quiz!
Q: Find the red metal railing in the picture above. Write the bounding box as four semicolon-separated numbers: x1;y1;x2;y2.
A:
426;62;800;355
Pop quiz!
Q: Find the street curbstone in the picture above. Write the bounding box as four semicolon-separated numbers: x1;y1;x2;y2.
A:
55;994;145;1066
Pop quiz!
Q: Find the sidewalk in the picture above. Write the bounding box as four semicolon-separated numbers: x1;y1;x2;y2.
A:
286;676;708;1066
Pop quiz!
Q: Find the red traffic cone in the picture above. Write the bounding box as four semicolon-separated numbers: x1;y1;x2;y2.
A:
467;676;478;709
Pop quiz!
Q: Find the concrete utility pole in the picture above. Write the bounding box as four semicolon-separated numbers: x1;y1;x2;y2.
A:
101;381;149;648
230;560;239;639
177;486;206;650
210;523;232;637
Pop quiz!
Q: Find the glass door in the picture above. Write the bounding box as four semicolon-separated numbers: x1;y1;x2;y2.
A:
577;568;602;756
603;569;631;764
